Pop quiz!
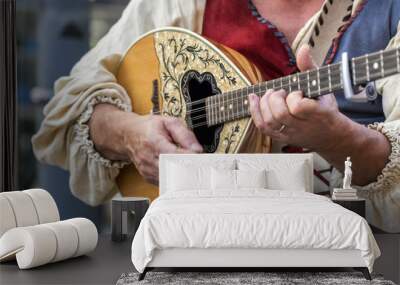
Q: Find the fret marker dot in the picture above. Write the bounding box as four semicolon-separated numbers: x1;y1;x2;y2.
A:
244;99;248;105
220;106;224;111
292;77;297;82
312;80;317;86
373;62;379;70
229;104;233;109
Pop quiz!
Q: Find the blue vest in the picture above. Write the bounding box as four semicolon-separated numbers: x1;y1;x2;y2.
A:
328;0;400;125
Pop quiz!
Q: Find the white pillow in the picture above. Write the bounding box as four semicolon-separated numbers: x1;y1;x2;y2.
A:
211;168;236;190
265;162;307;191
236;169;267;189
167;163;210;191
211;169;267;190
166;160;236;191
238;159;308;192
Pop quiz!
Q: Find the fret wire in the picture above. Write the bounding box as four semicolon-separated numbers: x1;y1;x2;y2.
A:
397;48;400;73
366;55;370;81
351;58;357;84
317;69;321;95
306;70;311;97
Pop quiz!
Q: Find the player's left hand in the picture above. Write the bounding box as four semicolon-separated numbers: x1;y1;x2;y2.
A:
249;45;350;152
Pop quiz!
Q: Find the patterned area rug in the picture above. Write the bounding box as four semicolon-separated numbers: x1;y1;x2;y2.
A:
116;271;395;285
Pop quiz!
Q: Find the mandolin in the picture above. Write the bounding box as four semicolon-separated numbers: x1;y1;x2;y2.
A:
116;27;400;200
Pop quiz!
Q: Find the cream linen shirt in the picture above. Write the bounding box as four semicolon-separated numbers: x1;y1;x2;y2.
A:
32;0;400;232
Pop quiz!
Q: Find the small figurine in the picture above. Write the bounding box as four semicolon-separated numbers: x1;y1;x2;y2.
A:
332;157;358;200
343;157;352;189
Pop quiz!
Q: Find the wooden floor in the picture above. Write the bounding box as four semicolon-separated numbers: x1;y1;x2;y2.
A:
373;233;400;284
0;233;398;285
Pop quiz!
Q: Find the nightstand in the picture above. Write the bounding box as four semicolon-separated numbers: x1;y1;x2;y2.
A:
332;198;366;218
111;197;150;242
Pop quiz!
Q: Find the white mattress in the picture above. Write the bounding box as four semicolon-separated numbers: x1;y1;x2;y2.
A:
131;190;380;273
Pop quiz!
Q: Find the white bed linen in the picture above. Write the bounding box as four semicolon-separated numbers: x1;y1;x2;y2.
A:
131;190;380;273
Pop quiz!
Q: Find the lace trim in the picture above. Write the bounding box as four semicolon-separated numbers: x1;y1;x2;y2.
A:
74;94;132;169
361;122;400;194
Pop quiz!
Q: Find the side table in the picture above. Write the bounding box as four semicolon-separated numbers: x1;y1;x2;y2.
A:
112;197;150;242
332;198;366;218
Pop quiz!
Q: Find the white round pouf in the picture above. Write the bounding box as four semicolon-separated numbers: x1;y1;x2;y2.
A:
42;221;79;262
0;196;17;237
0;226;57;269
67;218;98;257
0;192;39;227
24;189;60;224
0;219;98;269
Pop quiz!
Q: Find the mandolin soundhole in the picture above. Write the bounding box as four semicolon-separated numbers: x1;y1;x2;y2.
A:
181;70;223;153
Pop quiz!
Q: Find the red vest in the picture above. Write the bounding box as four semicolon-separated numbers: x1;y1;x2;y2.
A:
202;0;298;80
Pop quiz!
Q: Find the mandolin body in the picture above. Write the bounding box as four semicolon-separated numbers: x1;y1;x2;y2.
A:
116;27;269;200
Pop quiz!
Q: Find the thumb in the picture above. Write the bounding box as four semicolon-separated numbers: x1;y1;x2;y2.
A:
296;45;318;72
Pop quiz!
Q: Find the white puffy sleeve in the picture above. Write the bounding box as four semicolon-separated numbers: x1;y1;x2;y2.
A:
32;0;206;206
357;23;400;233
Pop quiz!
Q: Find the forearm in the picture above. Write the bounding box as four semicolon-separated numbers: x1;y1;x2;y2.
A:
88;103;134;161
317;113;391;186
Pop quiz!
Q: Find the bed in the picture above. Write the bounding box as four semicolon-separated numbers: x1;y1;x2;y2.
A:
131;154;380;280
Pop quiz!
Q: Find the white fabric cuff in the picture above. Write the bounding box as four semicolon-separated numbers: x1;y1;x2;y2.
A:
363;122;400;192
73;90;132;169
